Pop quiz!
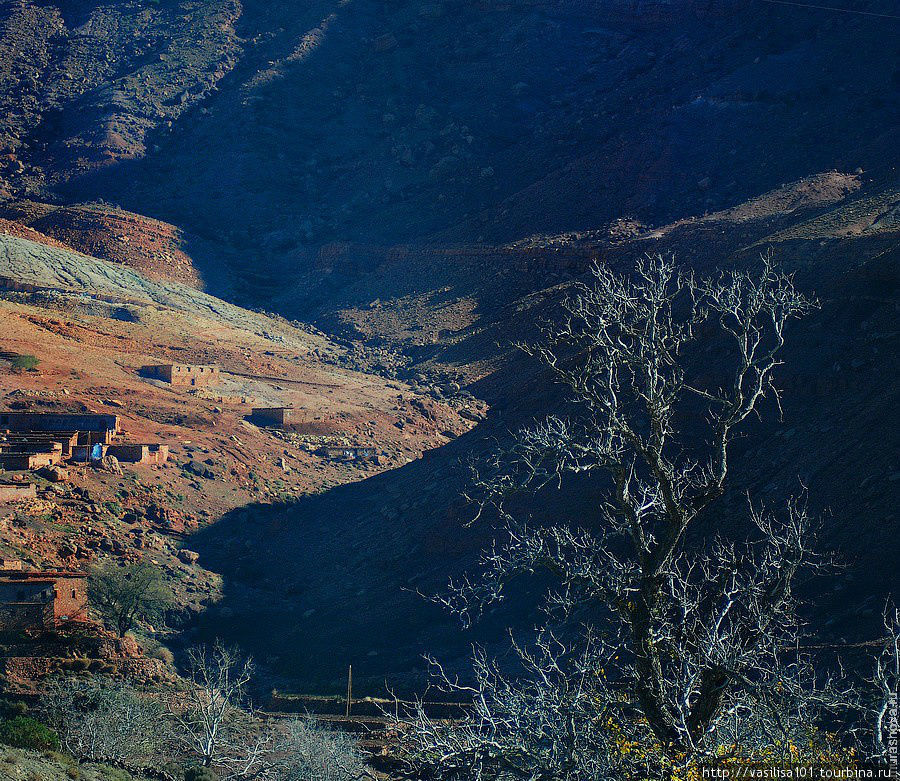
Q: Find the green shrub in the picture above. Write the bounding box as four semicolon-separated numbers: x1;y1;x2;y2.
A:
146;644;175;667
99;766;132;780
10;354;39;371
184;767;218;781
0;716;60;751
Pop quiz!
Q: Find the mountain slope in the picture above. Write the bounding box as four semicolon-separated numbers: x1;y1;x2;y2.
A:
0;0;888;303
0;235;476;630
0;0;895;697
190;179;900;692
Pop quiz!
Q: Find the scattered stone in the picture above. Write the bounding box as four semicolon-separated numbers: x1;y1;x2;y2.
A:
184;461;216;480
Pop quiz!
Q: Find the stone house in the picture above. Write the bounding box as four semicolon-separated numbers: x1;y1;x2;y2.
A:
0;413;120;444
106;443;169;465
0;567;88;631
0;444;64;470
251;406;293;427
141;364;221;387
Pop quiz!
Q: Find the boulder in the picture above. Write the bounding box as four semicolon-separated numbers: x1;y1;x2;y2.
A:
178;549;200;565
38;465;69;482
101;455;123;475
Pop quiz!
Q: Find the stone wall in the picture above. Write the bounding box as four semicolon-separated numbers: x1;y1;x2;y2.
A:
0;483;36;502
52;576;88;621
0;601;53;632
142;364;220;387
251;407;292;426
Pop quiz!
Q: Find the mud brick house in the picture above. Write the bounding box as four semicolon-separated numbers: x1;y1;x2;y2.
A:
0;439;65;470
141;363;221;387
0;412;167;470
317;445;377;462
251;406;293;427
0;566;88;631
106;443;169;465
0;412;120;444
1;432;78;458
0;413;122;470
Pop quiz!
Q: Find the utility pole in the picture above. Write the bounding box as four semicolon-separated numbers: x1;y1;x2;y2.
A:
345;663;353;718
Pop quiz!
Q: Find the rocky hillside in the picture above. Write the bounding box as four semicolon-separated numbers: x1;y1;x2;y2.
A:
189;175;899;692
0;235;477;640
0;0;240;196
0;0;895;696
0;201;203;288
0;0;895;299
0;746;154;780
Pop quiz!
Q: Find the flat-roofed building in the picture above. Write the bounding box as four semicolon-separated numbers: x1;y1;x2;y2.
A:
106;443;169;465
0;567;88;630
250;406;293;427
141;364;220;387
0;412;119;443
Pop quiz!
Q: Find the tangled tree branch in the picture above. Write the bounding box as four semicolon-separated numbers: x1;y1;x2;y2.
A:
401;255;877;780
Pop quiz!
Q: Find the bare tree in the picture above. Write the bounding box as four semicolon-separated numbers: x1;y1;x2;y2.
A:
89;561;173;637
40;676;167;768
167;642;273;778
267;718;374;781
167;642;374;780
399;254;862;779
869;606;900;765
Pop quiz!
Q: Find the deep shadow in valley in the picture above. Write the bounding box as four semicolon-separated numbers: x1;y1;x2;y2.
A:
183;244;900;694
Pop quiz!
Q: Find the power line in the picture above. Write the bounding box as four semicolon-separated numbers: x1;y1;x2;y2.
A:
761;0;900;19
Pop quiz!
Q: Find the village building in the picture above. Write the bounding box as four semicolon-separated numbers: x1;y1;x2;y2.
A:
251;406;293;427
0;432;78;458
0;565;88;631
316;445;377;462
0;412;167;470
0;450;63;470
141;364;221;387
106;443;169;465
0;412;120;443
0;436;66;468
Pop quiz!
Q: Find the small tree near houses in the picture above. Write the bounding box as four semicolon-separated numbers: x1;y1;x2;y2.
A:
89;562;173;637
